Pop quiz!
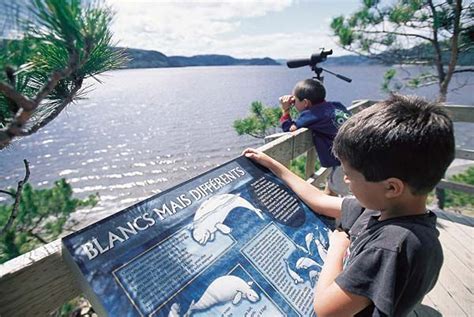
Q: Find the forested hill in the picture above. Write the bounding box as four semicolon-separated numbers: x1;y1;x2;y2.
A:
120;47;279;69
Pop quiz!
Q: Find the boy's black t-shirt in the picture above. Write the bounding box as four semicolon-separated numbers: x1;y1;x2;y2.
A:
335;198;443;317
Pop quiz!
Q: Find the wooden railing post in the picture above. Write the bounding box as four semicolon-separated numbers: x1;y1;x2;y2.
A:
436;187;445;210
0;239;81;316
305;147;317;179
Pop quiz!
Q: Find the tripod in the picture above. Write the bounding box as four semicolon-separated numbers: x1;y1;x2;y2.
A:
311;64;352;83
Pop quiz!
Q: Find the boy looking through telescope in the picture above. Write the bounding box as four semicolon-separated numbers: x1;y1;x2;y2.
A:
279;78;350;196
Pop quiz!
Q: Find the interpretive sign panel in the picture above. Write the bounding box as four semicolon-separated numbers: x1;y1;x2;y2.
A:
62;156;331;317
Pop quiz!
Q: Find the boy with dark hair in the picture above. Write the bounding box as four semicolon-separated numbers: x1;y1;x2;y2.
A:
279;78;351;196
244;94;454;316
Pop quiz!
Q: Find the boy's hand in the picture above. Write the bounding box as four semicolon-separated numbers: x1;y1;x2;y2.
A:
279;95;295;112
289;124;297;132
329;228;350;252
242;148;275;170
314;228;371;316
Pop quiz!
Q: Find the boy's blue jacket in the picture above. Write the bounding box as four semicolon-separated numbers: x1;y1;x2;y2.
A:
280;101;350;168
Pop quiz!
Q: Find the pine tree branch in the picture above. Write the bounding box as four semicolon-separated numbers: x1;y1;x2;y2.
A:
409;81;439;88
453;68;474;73
34;51;79;104
0;0;121;149
0;190;15;197
0;48;81;149
22;78;84;136
354;29;434;43
29;213;48;234
28;231;48;244
0;82;34;111
0;159;30;237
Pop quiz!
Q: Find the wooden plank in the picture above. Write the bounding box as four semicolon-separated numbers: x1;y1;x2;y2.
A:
292;128;314;158
305;147;317;180
437;216;474;261
437;226;473;288
307;167;330;188
455;148;474;161
259;132;294;167
433;239;473;313
436;209;474;234
437;180;474;194
263;129;314;163
425;278;468;316
348;103;473;122
449;209;474;227
348;99;378;113
445;105;474;123
0;239;80;317
421;293;436;308
436;219;473;274
264;132;288;144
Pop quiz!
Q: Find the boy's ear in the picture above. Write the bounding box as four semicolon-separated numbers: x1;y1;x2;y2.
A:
383;178;405;198
304;99;311;109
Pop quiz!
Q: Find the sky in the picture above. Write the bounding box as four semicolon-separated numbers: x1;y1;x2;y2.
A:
105;0;361;59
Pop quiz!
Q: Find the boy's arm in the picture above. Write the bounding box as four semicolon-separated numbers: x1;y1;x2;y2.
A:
279;95;296;132
281;116;295;132
280;110;295;132
243;148;342;218
313;230;371;316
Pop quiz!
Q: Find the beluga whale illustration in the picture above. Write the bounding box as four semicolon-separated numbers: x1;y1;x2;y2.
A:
187;275;260;314
284;259;304;284
168;303;181;317
192;193;263;245
295;256;322;270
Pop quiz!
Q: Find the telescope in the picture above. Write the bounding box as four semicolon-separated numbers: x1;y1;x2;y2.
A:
287;49;333;68
286;49;352;83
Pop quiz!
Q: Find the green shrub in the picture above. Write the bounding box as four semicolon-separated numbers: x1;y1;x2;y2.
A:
290;154;321;178
0;179;97;264
444;166;474;209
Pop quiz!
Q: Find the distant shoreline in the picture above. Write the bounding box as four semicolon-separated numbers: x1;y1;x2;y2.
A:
117;47;391;70
119;47;280;69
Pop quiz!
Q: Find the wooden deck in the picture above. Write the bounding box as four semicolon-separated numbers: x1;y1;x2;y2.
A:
410;210;474;317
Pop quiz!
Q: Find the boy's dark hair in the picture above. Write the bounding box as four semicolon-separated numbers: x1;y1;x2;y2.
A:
333;94;455;195
293;79;326;105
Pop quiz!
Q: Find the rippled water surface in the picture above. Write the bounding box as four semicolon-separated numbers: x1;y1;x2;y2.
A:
1;65;472;227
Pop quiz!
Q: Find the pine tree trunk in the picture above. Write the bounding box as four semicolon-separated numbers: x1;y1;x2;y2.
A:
437;85;448;103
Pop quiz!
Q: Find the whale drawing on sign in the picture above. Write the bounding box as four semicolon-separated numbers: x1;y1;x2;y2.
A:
309;270;321;287
314;239;328;262
315;224;329;249
187;275;260;314
305;232;314;255
168;303;181;317
192;194;263;245
295;257;322;270
284;259;304;284
295;244;309;254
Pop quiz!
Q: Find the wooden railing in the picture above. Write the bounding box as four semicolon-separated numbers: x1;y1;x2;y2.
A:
435;105;474;208
0;100;471;316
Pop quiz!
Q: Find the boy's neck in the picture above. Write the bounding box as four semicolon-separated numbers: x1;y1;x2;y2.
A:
309;100;326;108
379;195;428;221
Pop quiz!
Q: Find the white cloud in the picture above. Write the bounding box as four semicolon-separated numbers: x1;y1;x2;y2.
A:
105;0;344;58
192;31;345;59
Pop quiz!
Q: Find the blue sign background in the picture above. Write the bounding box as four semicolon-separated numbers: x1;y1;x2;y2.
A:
62;157;333;317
